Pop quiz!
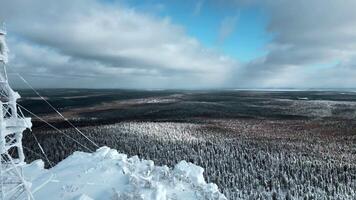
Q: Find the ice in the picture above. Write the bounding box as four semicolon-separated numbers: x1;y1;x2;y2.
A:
24;146;227;200
174;160;205;185
76;194;94;200
0;32;9;64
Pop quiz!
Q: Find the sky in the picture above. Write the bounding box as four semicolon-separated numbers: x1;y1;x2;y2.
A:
0;0;356;89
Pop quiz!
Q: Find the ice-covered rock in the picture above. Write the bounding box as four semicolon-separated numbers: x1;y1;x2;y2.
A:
76;194;94;200
174;160;206;185
24;146;227;200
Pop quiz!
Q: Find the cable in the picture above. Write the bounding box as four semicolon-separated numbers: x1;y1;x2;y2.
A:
23;146;54;167
28;127;54;168
17;104;93;152
18;106;54;168
16;74;99;149
0;102;54;168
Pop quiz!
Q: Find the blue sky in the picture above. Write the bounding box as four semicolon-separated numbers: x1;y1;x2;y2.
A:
123;0;271;62
1;0;356;89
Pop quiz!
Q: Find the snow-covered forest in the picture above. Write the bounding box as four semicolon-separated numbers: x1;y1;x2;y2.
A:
23;120;356;199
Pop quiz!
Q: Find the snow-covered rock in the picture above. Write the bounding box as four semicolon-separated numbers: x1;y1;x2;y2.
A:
24;147;227;200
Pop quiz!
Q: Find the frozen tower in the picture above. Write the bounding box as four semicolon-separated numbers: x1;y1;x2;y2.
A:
0;23;33;199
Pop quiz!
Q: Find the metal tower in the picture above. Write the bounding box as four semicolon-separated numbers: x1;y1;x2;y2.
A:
0;23;33;200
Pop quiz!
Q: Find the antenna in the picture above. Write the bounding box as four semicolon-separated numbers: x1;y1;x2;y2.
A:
0;23;34;200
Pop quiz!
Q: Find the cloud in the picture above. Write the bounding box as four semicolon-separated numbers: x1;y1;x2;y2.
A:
229;0;356;88
193;0;205;16
264;0;356;64
0;0;235;88
2;0;356;89
217;15;239;44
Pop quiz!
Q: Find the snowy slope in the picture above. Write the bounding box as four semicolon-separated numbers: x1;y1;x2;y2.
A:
24;147;227;200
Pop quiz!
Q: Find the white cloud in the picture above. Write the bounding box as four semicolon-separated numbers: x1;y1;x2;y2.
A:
229;0;356;88
217;15;239;44
0;0;236;88
3;0;356;89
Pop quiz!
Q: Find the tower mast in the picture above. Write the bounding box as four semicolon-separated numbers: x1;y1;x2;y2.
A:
0;22;33;200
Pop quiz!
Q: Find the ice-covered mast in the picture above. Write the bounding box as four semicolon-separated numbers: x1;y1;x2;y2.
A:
0;22;33;199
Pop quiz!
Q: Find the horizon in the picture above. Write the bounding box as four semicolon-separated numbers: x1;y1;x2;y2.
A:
13;86;356;92
1;2;356;199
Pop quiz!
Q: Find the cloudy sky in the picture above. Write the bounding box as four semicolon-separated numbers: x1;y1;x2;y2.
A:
1;0;356;89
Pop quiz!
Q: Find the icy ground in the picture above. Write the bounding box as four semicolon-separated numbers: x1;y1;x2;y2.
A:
24;147;227;200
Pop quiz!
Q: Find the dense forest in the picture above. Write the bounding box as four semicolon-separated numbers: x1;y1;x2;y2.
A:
23;120;356;199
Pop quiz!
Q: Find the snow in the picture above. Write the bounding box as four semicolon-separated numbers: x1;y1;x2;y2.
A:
174;161;205;185
0;33;9;64
24;147;227;200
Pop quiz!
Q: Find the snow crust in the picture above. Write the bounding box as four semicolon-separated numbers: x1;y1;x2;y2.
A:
24;147;227;200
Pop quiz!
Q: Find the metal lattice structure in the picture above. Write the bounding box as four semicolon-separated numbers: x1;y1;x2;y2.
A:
0;23;33;200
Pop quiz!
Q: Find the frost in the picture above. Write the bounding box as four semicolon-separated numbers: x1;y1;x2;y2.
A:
24;146;226;200
76;194;94;200
0;31;9;64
